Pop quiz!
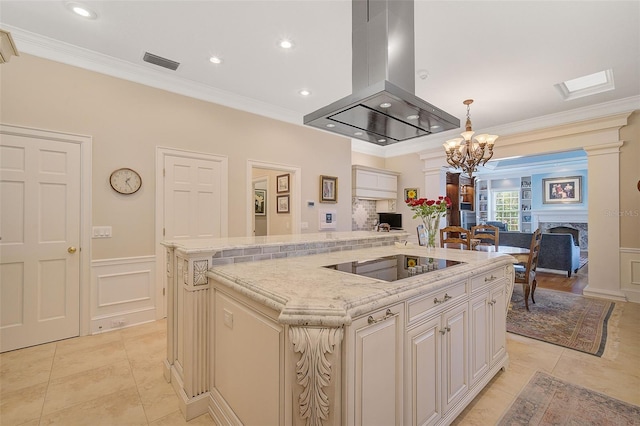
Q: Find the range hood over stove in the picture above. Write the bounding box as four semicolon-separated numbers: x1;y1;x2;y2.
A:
304;0;460;146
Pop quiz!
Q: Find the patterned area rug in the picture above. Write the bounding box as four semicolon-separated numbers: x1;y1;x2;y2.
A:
498;371;640;425
507;286;614;356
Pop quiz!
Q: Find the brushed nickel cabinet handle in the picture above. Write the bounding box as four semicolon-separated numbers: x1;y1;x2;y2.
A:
367;309;397;325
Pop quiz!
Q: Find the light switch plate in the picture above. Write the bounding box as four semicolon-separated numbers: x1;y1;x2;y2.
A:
92;226;112;238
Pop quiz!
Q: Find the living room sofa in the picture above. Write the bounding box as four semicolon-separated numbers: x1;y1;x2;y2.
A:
499;231;581;277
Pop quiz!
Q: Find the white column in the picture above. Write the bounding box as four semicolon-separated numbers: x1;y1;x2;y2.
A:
583;142;627;301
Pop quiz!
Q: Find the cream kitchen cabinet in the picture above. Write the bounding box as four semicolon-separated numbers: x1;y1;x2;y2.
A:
345;303;405;426
352;165;399;200
470;269;508;388
406;296;469;426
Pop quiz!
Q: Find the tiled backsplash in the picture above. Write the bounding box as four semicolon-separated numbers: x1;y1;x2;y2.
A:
352;199;379;230
211;234;402;266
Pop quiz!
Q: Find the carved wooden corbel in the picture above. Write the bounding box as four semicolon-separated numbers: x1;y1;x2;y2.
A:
289;327;344;426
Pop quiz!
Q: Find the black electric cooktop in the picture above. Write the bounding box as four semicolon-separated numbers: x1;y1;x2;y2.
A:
323;255;465;282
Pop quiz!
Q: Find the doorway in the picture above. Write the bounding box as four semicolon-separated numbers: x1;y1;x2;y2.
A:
253;177;269;236
247;160;301;237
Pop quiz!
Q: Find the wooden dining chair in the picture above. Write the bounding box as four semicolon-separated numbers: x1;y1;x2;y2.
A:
514;228;542;311
439;226;471;250
471;224;499;250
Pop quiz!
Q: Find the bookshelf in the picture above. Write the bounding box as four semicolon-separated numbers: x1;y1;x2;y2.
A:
520;177;532;232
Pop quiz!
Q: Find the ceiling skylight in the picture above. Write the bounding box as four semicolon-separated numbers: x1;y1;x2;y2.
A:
555;69;614;101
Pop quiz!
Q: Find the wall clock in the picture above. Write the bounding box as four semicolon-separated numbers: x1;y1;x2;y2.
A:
109;167;142;194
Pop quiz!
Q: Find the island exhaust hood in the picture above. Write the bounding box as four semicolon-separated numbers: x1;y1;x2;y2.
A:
303;0;460;146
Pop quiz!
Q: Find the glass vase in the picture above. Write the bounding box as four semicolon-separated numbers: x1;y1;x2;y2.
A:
422;216;440;249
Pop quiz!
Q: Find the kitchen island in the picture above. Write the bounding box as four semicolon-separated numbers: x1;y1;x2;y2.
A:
162;232;515;425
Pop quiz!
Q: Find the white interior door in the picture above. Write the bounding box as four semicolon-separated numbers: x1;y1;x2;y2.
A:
1;134;81;352
164;155;225;240
156;149;228;319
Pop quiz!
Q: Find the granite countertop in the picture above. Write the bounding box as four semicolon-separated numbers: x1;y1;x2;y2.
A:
208;244;514;327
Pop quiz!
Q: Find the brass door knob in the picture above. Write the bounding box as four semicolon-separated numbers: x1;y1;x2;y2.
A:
68;246;77;254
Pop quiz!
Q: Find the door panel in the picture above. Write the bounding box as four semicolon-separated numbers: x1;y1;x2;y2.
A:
1;135;81;352
164;156;222;240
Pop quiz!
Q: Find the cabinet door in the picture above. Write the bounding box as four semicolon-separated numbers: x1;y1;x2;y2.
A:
441;303;469;414
489;283;507;364
469;293;490;386
406;316;442;426
378;173;397;192
351;304;404;426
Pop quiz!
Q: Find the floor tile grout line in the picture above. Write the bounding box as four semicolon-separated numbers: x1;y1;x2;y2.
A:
37;341;58;425
122;329;154;425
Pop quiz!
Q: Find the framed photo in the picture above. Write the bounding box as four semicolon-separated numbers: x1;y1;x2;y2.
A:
320;175;338;203
276;174;289;193
404;188;419;201
254;189;266;215
542;176;582;204
277;194;290;213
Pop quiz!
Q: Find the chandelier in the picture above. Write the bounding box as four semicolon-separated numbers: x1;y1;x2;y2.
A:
443;99;498;178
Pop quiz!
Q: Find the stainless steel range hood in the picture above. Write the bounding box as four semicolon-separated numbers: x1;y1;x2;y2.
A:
304;0;460;146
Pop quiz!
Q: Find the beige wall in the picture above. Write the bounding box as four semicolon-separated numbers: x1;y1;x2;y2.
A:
619;111;640;248
351;151;385;169
384;153;426;235
1;54;352;259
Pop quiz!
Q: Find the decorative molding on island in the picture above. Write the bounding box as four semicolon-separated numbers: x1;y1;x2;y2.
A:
162;231;516;425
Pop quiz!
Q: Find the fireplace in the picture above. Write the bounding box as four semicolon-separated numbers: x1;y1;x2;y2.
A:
534;211;588;250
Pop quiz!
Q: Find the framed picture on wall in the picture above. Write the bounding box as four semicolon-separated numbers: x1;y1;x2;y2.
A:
404;188;419;201
277;174;289;193
254;189;266;215
277;194;290;213
320;175;338;203
542;176;582;204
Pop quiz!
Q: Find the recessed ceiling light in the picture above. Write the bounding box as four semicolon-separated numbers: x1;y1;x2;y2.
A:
378;139;386;143
278;39;294;49
407;114;419;120
379;102;392;108
430;124;441;130
326;123;335;128
299;89;311;96
354;132;363;136
555;69;614;100
65;2;97;19
209;56;223;64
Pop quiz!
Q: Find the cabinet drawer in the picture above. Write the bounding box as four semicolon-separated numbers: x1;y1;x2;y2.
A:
407;281;467;325
470;268;505;292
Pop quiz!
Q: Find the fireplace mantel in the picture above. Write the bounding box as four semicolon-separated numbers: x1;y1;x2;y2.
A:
532;209;588;227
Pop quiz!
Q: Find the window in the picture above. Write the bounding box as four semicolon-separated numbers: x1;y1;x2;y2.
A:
493;191;520;231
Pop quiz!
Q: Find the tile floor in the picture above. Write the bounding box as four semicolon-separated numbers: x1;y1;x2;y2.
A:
1;299;638;425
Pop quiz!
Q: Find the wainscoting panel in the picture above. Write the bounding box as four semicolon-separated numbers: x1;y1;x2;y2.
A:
621;248;640;303
91;256;157;333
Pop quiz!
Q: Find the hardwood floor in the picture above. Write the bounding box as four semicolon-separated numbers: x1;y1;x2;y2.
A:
534;257;588;295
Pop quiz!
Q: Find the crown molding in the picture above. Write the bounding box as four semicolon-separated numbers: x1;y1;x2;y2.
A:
5;25;301;126
6;25;639;156
379;95;640;158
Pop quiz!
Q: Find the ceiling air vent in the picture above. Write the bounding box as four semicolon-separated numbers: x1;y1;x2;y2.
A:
142;52;180;71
